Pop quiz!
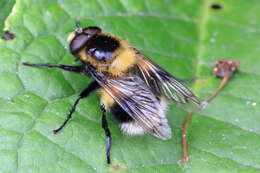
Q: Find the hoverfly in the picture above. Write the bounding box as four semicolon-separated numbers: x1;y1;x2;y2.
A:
23;24;200;164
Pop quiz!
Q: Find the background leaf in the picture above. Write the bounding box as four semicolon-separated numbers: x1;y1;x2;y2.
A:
0;0;15;36
0;0;260;172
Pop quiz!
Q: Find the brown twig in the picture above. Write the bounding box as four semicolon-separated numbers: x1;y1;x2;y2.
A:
182;59;239;163
205;75;229;103
182;112;194;162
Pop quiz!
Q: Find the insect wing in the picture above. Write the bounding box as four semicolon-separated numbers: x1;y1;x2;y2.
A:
136;55;201;108
87;66;171;140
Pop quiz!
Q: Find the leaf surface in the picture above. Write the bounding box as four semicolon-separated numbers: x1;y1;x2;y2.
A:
0;0;259;172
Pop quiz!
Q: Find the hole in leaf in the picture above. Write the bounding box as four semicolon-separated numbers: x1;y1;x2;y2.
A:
210;3;222;10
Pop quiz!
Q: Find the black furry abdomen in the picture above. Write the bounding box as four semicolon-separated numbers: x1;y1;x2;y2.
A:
110;104;133;123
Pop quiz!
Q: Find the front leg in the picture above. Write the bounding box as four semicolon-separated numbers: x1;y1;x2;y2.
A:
53;81;99;134
23;62;84;73
101;105;112;164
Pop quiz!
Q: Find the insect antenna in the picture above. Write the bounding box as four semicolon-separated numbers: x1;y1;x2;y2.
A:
75;20;82;34
75;20;81;29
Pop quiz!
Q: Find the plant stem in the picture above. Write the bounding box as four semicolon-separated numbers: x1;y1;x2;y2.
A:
182;112;194;162
182;75;230;163
205;76;229;103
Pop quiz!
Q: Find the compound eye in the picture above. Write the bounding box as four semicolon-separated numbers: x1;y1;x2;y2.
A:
70;33;90;54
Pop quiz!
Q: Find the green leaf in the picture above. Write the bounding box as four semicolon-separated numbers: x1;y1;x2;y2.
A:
0;0;259;172
0;0;15;36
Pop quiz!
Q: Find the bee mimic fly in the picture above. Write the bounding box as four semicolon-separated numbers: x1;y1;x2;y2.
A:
23;25;201;164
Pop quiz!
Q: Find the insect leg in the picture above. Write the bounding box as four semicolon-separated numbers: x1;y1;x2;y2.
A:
23;62;83;73
53;81;99;134
101;105;112;164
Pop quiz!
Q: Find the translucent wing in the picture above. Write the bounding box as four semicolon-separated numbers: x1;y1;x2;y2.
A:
87;65;171;140
136;54;201;108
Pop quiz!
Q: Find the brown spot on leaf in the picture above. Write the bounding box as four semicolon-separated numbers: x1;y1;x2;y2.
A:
1;30;16;40
109;162;127;172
